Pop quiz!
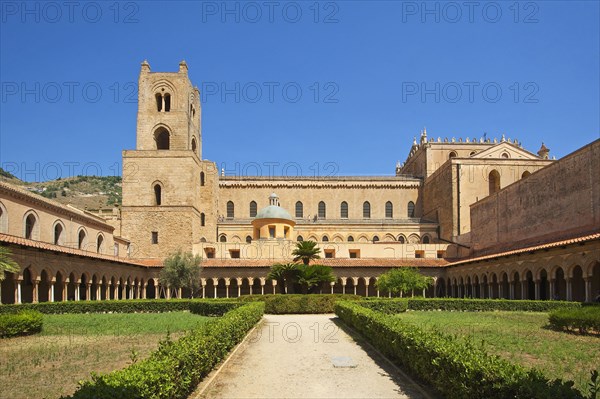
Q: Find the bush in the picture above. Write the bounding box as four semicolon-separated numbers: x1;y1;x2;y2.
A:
189;300;240;316
240;294;362;314
0;299;234;315
406;298;581;312
548;306;600;335
335;301;584;399
0;310;43;338
360;299;409;314
64;302;265;399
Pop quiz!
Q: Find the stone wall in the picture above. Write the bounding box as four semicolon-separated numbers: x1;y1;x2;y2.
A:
470;139;600;252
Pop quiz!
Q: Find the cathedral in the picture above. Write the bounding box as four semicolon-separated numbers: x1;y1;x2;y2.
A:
1;61;598;303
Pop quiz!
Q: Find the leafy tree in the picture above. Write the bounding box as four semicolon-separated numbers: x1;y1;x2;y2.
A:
267;263;300;294
292;241;321;265
297;264;335;294
0;246;19;282
159;250;202;298
376;268;433;297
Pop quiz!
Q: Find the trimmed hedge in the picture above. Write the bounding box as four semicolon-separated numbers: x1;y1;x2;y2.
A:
406;298;582;312
335;301;584;399
64;302;265;399
359;299;409;314
0;299;238;315
240;294;362;314
189;300;240;316
548;306;600;335
0;310;43;338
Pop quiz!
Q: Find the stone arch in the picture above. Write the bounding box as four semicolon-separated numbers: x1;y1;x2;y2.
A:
23;210;40;240
231;235;241;243
38;269;51;302
153;125;171;150
500;272;510;299
383;234;396;242
217;278;228;298
52;219;66;246
219;234;227;243
152;180;163;206
96;233;105;254
421;234;431;244
357;235;369;243
397;234;406;244
79;272;90;300
308;235;318;242
20;267;34;303
571;265;585;302
552;266;567;300
77;226;88;250
512;271;521;300
521;171;531;178
407;234;420;244
332;234;344;243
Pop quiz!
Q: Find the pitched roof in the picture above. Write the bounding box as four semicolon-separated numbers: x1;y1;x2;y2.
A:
0;233;147;268
447;231;600;267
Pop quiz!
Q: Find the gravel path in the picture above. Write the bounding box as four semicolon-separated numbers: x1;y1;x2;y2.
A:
193;314;431;399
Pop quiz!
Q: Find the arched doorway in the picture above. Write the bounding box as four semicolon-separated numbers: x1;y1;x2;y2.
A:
146;278;157;299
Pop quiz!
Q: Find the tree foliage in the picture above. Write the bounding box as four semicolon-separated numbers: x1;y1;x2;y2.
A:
267;263;300;294
267;262;335;294
375;268;432;297
159;250;202;298
0;246;19;282
297;264;335;293
292;241;321;265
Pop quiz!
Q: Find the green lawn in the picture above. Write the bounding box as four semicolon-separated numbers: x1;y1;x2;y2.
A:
41;311;209;336
0;312;210;399
396;311;600;393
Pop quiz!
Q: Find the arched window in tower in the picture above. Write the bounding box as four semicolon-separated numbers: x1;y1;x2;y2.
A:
385;201;393;218
448;151;457;159
78;229;86;249
340;201;348;218
155;93;162;112
318;201;326;219
407;201;415;218
201;213;205;226
200;172;205;186
155;127;170;150
227;201;235;218
249;201;257;217
373;235;380;243
54;223;63;245
154;184;162;206
363;201;371;218
24;213;36;239
97;234;104;254
164;93;171;112
295;201;303;218
489;170;501;195
191;138;197;153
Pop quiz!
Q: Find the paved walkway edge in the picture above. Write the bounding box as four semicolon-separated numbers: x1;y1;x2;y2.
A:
338;321;435;399
191;318;265;399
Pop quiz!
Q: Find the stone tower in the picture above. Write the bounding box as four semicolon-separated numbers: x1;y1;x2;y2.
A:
121;61;218;259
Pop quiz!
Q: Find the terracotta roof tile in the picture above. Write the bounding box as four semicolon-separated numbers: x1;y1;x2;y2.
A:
448;231;600;267
0;233;147;268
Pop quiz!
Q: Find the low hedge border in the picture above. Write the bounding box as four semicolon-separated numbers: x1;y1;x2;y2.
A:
0;299;238;315
406;298;582;312
336;301;584;399
548;306;600;336
0;310;43;338
63;301;265;399
239;294;362;313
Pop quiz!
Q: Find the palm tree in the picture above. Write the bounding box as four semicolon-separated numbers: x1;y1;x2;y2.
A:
297;264;335;294
267;263;300;294
0;246;19;282
292;241;321;265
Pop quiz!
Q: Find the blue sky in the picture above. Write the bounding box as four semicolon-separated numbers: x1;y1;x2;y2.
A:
1;1;598;181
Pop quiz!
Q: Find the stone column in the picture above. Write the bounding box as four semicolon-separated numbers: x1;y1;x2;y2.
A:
121;284;126;300
272;280;277;294
330;281;334;294
352;278;358;295
96;285;101;301
142;283;147;299
62;282;67;301
224;279;230;298
50;283;54;302
248;278;254;295
498;284;503;299
509;282;514;300
584;277;591;302
340;277;347;295
549;279;555;299
566;278;572;302
177;287;182;299
86;283;92;301
364;279;370;297
236;278;242;297
534;280;540;300
422;288;426;298
212;278;218;298
16;279;22;304
75;284;80;301
32;280;39;303
480;283;485;299
166;286;171;299
201;279;206;298
521;280;527;301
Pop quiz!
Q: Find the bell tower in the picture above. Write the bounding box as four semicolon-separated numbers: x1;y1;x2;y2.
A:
121;61;217;259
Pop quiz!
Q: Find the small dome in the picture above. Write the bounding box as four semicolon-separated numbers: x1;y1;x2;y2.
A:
255;205;293;221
